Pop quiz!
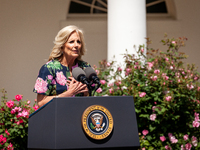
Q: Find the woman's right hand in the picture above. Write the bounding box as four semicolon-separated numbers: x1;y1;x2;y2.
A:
65;77;88;96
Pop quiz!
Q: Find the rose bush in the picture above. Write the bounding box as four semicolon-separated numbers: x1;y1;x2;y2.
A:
0;89;38;150
94;36;200;149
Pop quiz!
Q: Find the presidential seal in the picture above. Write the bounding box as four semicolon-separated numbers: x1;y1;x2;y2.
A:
81;105;114;140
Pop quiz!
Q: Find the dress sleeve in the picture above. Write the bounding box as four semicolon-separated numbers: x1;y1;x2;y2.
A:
33;64;54;96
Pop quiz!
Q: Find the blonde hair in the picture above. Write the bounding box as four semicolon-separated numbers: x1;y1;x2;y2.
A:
48;25;86;61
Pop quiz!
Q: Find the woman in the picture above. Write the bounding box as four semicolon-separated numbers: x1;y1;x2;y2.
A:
33;25;90;108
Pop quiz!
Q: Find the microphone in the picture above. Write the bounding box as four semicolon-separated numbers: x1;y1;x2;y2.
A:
84;67;101;85
72;67;89;85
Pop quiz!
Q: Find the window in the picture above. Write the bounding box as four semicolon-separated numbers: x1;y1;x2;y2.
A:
69;0;168;14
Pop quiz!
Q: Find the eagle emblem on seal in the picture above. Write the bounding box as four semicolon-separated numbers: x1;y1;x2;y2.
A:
90;113;105;131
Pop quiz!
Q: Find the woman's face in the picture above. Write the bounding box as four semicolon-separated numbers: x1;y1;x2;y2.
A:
63;31;82;59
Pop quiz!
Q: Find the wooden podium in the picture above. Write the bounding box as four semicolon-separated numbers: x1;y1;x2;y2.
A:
28;96;140;150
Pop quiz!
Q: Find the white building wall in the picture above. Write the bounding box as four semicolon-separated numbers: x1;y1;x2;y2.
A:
0;0;200;103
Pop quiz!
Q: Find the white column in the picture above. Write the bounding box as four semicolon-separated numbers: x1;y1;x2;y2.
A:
108;0;146;68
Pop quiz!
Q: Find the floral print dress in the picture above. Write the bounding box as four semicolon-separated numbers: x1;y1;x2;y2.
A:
33;59;90;96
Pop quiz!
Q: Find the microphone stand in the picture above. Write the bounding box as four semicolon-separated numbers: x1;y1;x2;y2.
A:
87;84;92;96
92;82;101;96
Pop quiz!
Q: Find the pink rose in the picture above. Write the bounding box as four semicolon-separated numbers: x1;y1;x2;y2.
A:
183;134;189;141
141;48;144;53
181;145;185;150
11;109;16;114
164;76;169;80
96;88;102;93
115;80;122;86
27;100;31;105
166;96;172;101
108;83;114;87
7;142;14;150
139;92;146;98
142;130;148;136
100;80;106;85
95;70;99;75
192;136;198;147
19;119;24;124
187;84;194;90
154;69;160;74
172;41;176;44
162;73;167;77
107;62;111;67
165;145;171;150
118;67;122;72
15;94;23;101
185;143;192;150
109;88;113;94
193;120;200;127
5;129;10;136
56;71;67;86
150;114;156;121
18;110;29;118
168;133;178;143
151;76;157;81
34;77;48;93
0;134;7;145
33;105;39;111
160;136;166;142
14;107;22;112
194;112;200;120
147;62;153;70
125;68;132;75
6;100;14;109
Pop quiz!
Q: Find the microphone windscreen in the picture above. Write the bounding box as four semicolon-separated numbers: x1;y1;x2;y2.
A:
72;67;86;81
84;67;97;80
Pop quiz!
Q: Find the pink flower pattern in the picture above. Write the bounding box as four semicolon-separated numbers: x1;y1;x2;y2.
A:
34;77;48;93
56;71;67;86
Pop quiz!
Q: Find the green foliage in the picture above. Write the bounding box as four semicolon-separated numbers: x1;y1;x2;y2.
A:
0;89;38;150
94;36;200;149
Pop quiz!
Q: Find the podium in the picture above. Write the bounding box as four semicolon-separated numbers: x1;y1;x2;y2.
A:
28;96;140;150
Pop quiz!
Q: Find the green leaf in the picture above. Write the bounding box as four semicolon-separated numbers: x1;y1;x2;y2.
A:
139;114;149;118
149;124;156;132
148;146;154;150
142;140;150;146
